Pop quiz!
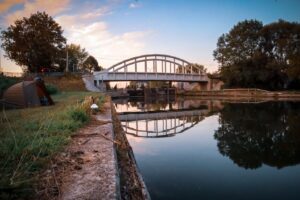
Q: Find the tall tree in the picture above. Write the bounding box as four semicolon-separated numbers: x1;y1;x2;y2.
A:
214;19;300;90
0;12;66;72
65;43;88;72
82;55;103;72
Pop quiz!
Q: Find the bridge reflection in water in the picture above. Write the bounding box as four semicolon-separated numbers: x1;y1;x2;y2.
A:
114;98;223;138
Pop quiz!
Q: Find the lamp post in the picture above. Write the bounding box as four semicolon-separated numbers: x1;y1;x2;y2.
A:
66;43;69;72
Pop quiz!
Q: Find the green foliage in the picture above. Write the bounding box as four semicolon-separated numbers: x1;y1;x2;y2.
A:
82;55;103;72
0;12;66;73
69;106;89;123
65;43;88;72
214;19;300;90
45;84;58;95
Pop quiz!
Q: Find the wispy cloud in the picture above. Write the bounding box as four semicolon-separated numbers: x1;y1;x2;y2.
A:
81;6;112;19
0;0;24;13
4;0;70;24
1;0;150;71
129;2;141;9
56;13;151;67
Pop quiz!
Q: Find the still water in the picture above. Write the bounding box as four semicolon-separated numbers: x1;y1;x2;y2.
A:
113;98;300;200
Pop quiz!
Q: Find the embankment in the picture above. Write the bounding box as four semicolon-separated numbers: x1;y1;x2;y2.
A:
181;88;300;101
111;101;150;200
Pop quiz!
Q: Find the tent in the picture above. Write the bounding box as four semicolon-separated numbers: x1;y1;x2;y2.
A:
2;79;54;108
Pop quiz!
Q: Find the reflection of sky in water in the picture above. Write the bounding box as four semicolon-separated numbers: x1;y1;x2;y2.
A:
118;101;300;200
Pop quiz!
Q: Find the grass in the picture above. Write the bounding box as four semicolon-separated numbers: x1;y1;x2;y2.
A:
0;91;106;199
43;75;86;92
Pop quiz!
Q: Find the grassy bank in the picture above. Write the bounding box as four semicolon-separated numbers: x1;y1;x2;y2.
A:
0;91;105;199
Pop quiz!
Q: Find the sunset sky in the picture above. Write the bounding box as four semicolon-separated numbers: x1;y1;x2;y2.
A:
1;0;300;72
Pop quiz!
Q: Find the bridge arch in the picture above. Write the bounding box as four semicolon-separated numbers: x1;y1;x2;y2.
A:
93;54;208;85
104;54;204;74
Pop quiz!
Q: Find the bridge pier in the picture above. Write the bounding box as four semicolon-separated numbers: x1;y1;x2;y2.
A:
98;82;107;92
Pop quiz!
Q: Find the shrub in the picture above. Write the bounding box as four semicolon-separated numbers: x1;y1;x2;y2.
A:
69;106;89;123
45;84;58;95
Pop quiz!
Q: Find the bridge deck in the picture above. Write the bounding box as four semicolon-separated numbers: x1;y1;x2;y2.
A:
94;72;208;82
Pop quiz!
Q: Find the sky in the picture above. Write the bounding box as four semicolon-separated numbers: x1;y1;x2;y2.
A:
0;0;300;73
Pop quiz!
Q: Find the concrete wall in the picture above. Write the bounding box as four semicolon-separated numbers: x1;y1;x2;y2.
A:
176;78;224;91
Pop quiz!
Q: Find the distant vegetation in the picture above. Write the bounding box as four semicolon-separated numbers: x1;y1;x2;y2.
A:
214;19;300;90
0;12;102;73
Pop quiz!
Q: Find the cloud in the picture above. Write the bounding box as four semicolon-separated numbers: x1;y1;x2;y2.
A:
81;6;112;19
0;0;24;13
129;2;141;9
56;14;150;67
1;0;150;72
5;0;70;24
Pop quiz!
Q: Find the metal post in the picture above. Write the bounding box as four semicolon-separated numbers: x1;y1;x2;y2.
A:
165;57;167;73
145;58;147;72
135;59;137;79
125;61;127;80
66;44;69;72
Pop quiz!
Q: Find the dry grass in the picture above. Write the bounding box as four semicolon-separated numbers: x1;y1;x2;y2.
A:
43;74;86;92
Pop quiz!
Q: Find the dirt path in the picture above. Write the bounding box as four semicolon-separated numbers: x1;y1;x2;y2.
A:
39;101;120;200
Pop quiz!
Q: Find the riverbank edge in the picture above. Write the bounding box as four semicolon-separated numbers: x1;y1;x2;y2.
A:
178;89;300;100
110;99;151;200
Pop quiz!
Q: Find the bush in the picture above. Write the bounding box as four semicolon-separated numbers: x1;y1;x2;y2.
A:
69;107;89;123
45;84;58;95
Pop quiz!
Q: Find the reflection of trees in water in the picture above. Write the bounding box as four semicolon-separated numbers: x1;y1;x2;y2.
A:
214;102;300;169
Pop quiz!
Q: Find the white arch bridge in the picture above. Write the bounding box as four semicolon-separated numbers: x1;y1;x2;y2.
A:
93;54;208;87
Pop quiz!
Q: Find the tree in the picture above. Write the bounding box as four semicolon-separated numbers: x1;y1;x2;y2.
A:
0;12;66;72
65;43;88;72
82;55;103;72
261;20;300;88
213;19;300;90
176;63;207;74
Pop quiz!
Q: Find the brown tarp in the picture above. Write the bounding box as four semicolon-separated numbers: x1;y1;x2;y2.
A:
3;80;54;108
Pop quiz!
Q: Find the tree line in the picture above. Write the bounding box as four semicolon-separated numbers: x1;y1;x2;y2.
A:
0;12;102;73
214;19;300;90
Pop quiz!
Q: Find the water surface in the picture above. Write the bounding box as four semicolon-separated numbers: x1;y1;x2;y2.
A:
114;98;300;200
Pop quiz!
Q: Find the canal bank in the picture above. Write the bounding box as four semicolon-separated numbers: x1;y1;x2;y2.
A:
111;102;150;200
180;88;300;100
38;97;149;200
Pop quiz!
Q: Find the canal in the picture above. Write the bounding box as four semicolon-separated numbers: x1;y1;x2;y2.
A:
113;98;300;200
